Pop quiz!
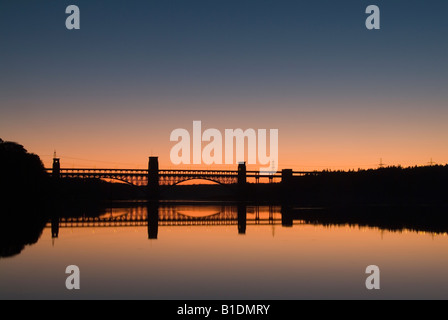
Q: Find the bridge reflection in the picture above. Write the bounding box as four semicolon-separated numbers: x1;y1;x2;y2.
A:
48;203;299;239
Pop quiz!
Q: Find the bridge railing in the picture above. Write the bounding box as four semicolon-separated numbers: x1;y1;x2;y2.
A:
46;168;147;173
159;169;239;175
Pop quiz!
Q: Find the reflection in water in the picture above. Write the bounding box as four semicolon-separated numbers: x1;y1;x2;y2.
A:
0;214;47;258
25;203;448;248
281;205;293;227
292;205;448;235
47;203;285;240
175;205;222;218
147;201;158;240
51;217;59;239
7;203;448;247
1;202;448;299
3;203;448;255
237;205;246;235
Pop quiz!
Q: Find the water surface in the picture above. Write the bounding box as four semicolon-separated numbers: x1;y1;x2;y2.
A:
1;202;447;299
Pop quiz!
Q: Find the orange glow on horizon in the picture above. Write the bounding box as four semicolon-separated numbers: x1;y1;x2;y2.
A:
3;98;447;172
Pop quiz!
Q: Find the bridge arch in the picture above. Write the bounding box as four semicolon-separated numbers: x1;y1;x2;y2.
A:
101;177;139;186
171;177;229;187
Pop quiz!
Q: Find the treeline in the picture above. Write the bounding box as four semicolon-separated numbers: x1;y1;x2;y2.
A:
0;138;49;209
281;165;448;206
0;139;50;257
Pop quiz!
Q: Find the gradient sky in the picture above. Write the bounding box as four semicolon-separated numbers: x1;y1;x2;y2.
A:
1;0;447;170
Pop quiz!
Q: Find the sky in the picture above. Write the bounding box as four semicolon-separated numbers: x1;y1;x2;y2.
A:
1;0;447;171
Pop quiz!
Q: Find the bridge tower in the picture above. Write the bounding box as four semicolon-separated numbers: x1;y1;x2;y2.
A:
148;157;159;199
238;162;246;185
237;162;247;198
52;156;60;179
281;169;293;184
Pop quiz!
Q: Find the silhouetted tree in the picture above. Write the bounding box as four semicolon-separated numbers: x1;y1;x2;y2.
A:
0;139;50;257
0;139;48;209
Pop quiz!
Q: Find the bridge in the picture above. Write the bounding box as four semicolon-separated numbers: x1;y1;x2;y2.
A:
48;156;318;189
48;203;299;239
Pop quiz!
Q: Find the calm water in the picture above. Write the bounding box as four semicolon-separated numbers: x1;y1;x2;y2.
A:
1;202;447;299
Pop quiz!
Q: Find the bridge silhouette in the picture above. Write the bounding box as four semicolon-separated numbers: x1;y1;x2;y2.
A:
48;156;318;193
48;203;299;239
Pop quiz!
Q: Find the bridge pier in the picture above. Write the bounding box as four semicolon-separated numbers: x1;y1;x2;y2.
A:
148;157;159;199
147;201;159;239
